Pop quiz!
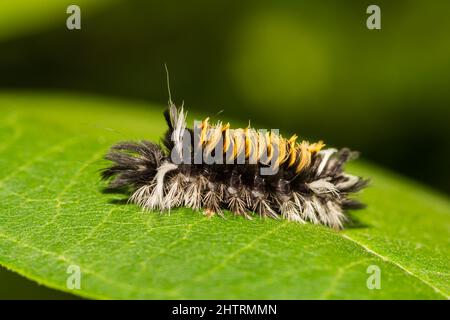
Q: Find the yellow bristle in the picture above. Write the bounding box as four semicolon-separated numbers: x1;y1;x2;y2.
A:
223;125;232;155
222;122;230;132
249;129;259;163
233;129;245;160
244;127;251;158
205;122;223;154
266;132;274;163
273;134;287;167
256;131;267;163
200;117;210;146
296;141;312;173
287;134;298;167
308;140;325;154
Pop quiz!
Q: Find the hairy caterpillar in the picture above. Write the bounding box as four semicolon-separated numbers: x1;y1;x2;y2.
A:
102;101;369;229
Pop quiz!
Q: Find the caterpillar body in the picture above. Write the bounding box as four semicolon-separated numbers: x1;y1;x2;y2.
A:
102;102;369;229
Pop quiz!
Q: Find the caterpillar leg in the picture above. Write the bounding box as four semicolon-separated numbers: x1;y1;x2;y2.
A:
202;182;224;218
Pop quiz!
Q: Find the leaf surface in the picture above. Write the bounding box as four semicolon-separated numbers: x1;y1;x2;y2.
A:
0;92;449;299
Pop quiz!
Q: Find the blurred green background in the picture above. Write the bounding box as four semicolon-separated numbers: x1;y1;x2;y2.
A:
0;0;449;298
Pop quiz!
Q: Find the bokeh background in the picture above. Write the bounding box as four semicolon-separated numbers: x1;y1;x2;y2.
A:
0;0;449;298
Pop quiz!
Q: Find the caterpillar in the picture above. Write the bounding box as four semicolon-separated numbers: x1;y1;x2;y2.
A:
102;101;369;229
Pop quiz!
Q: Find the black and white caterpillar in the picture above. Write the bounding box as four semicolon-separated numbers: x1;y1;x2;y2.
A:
102;101;369;229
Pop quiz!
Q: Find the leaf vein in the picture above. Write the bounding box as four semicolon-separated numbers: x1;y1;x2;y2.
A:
341;234;449;299
193;221;289;282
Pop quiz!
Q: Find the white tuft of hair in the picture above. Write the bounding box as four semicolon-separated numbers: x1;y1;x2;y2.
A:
335;173;360;191
316;148;337;176
183;176;206;210
293;193;320;224
326;201;345;229
144;161;178;210
130;184;153;208
280;200;305;223
169;104;188;161
162;173;186;210
311;196;331;226
307;179;340;197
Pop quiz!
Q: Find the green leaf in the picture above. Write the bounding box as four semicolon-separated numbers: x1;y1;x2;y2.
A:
0;91;449;299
